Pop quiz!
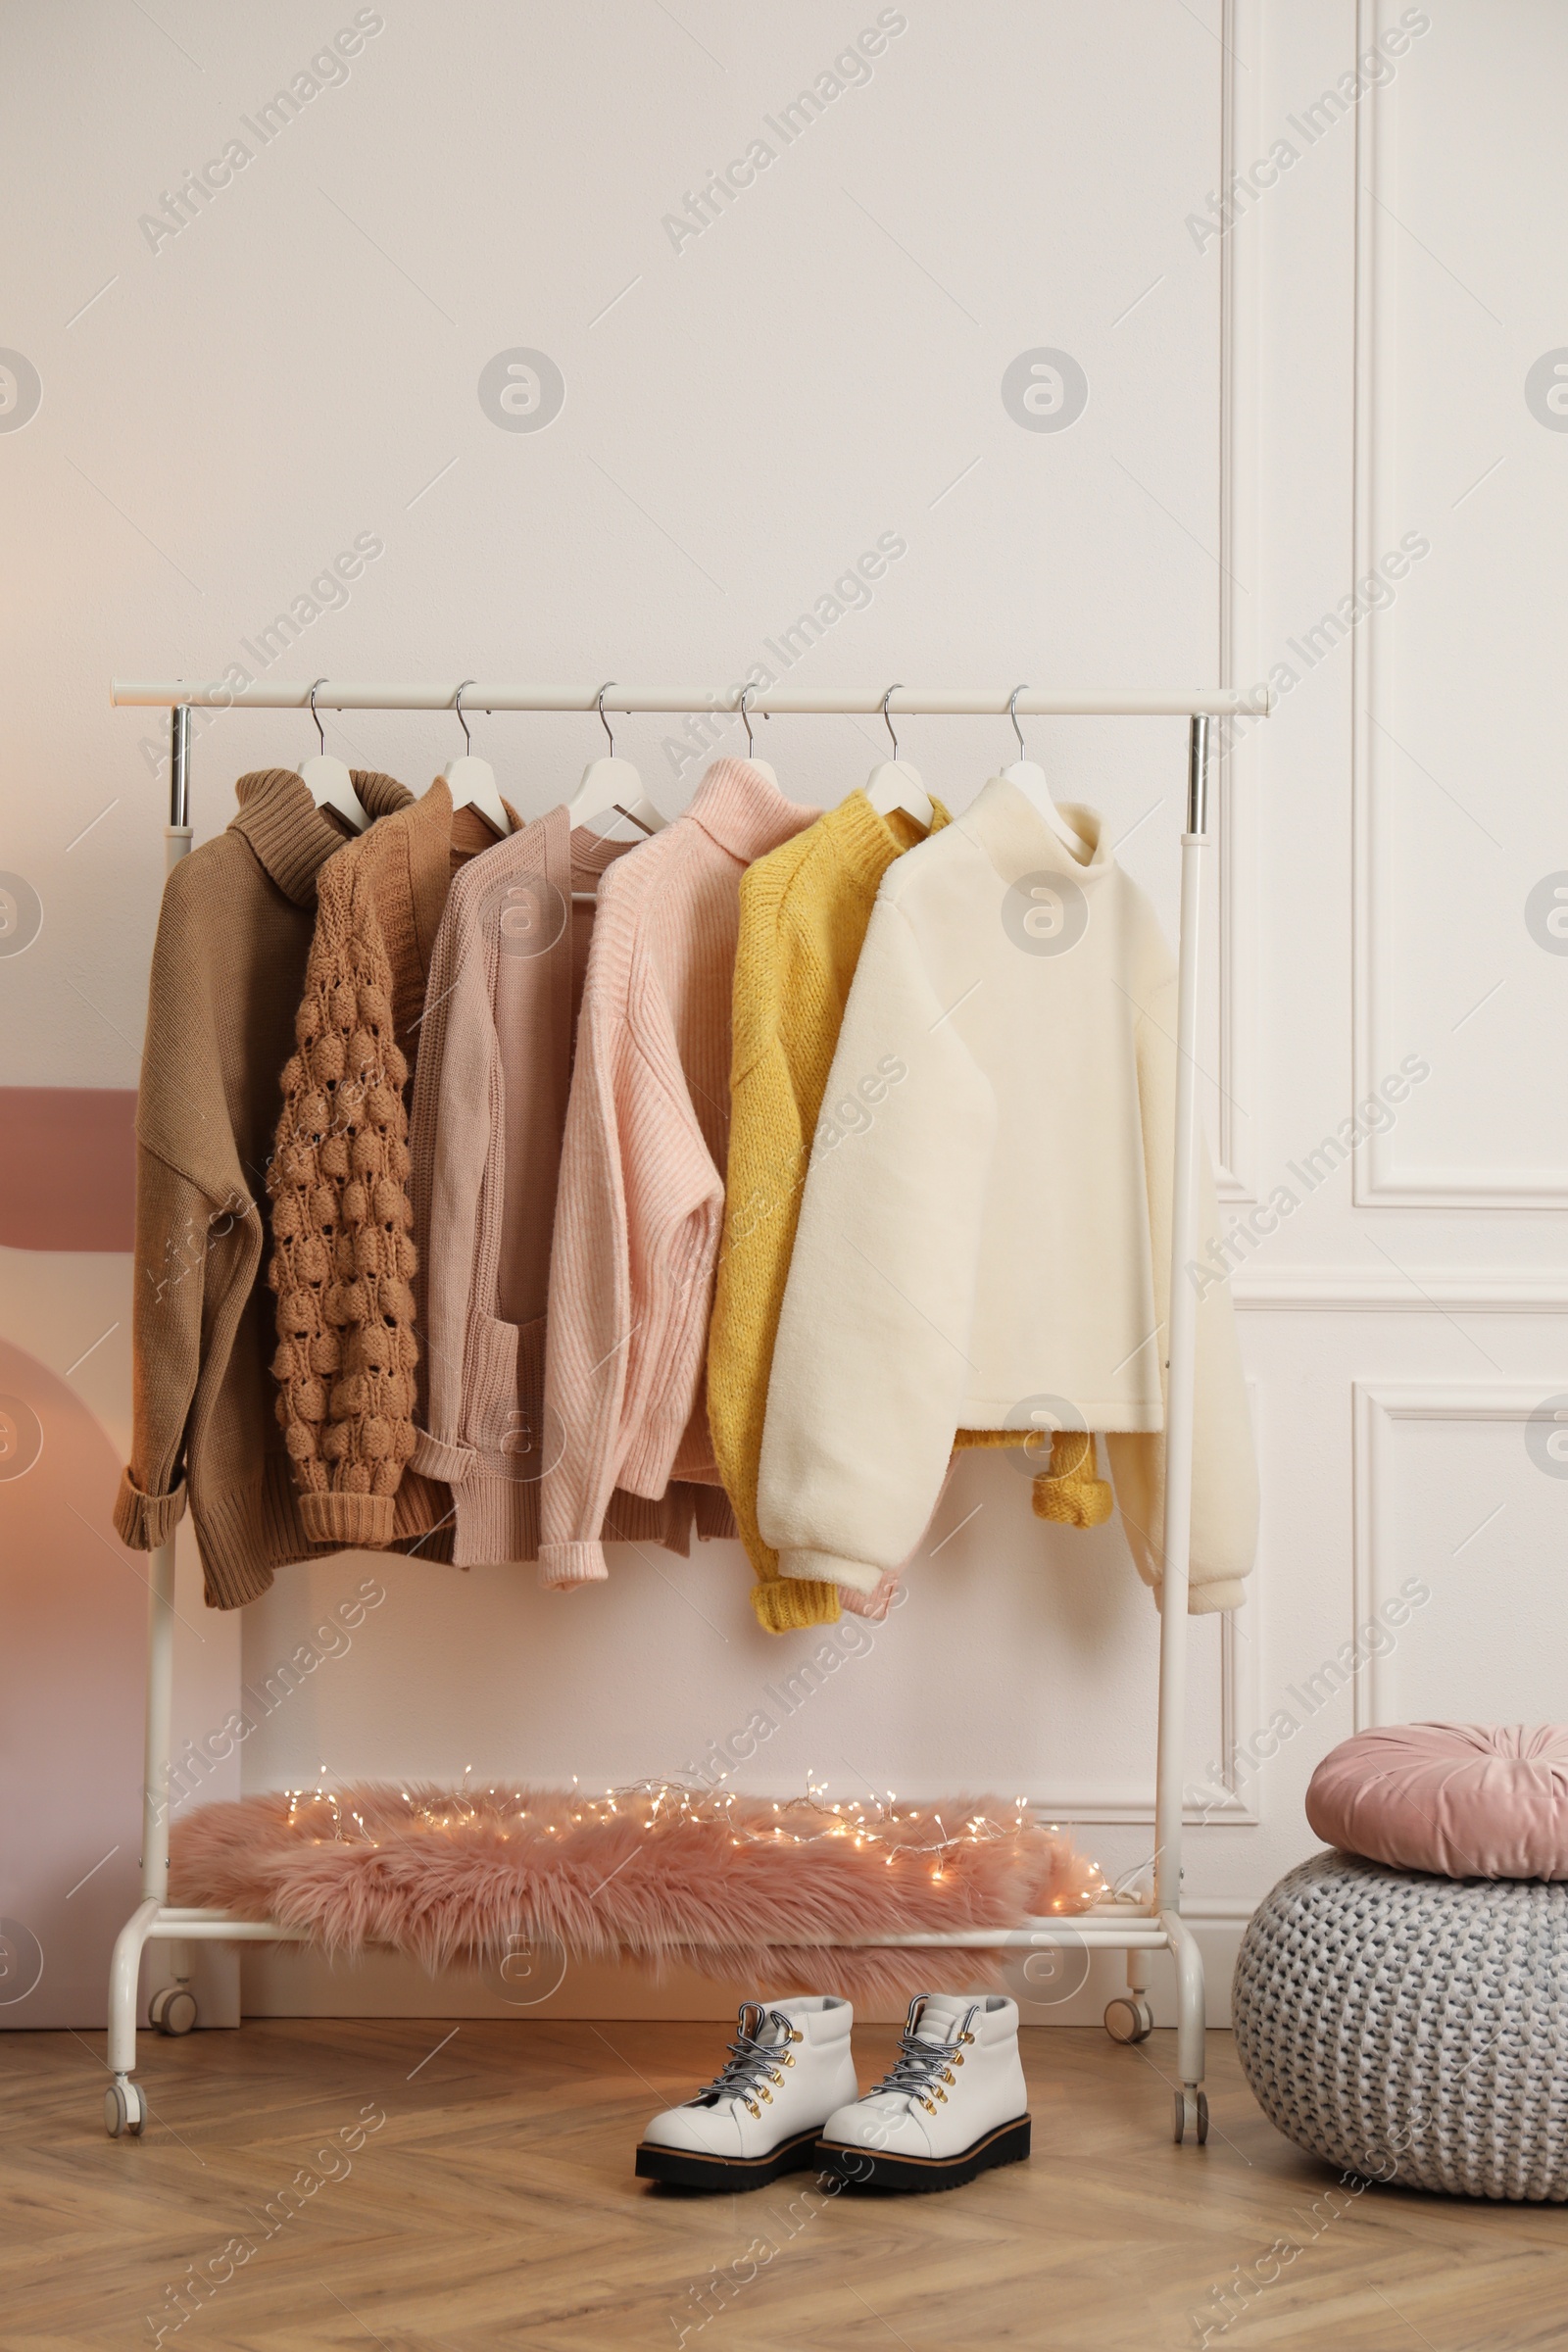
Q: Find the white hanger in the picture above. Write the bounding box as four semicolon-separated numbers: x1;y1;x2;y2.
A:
566;683;667;837
861;684;934;827
299;679;369;832
1001;685;1091;859
737;682;778;786
443;680;512;836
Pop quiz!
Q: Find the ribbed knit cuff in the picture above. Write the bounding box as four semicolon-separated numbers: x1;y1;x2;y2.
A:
411;1428;480;1485
777;1546;883;1596
114;1467;187;1551
840;1570;900;1622
1154;1577;1247;1616
751;1576;841;1633
539;1541;609;1590
1187;1579;1247;1616
299;1490;395;1549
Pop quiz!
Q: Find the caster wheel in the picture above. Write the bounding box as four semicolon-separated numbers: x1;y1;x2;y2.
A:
150;1984;197;2035
105;2079;147;2138
1173;2088;1209;2145
1104;1996;1153;2044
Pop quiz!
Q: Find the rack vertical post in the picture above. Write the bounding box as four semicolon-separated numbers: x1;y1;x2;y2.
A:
104;705;193;2137
1154;713;1212;2145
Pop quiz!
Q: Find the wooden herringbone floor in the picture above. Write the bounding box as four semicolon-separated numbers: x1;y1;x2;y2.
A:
4;2021;1568;2350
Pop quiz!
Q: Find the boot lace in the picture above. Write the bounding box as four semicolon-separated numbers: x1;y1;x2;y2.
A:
688;2003;799;2117
870;2000;978;2114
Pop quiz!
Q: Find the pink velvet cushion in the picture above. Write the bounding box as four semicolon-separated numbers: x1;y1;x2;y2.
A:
1306;1724;1568;1880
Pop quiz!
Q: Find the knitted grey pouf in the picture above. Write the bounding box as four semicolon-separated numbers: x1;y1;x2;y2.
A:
1233;1849;1568;2200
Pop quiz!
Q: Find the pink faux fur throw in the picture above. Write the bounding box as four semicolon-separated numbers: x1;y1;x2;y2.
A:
169;1784;1104;2002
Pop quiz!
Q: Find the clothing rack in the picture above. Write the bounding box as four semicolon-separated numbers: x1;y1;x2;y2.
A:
101;675;1272;2145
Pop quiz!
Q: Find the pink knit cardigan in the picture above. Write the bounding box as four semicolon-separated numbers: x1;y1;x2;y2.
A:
408;806;735;1566
540;760;817;1589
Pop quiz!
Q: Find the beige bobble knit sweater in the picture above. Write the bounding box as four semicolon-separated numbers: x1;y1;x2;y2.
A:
268;778;509;1550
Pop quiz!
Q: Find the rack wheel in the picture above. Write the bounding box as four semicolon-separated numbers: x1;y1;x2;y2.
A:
1173;2088;1209;2145
105;2079;147;2138
150;1984;197;2035
1103;1995;1153;2044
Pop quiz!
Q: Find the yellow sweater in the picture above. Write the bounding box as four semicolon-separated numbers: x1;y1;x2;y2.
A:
709;790;948;1632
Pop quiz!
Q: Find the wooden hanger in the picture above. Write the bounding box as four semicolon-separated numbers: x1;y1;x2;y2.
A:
298;679;369;831
443;680;512;835
566;683;667;836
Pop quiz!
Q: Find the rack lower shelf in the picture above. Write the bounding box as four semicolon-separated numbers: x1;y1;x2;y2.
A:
125;1897;1181;1949
104;1894;1209;2141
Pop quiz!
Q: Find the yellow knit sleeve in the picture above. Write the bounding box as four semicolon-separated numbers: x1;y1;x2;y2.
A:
267;859;419;1549
709;848;841;1633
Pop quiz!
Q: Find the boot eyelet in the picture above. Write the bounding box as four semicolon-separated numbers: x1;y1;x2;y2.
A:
959;2032;974;2044
919;2096;936;2114
760;2086;772;2102
745;2097;760;2118
935;2087;947;2102
942;2068;956;2084
781;2052;795;2067
768;2069;783;2084
789;2029;804;2042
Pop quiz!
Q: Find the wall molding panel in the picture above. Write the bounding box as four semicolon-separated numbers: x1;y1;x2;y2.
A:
1237;1270;1568;1311
1350;0;1568;1208
1351;1381;1562;1730
1214;0;1263;1204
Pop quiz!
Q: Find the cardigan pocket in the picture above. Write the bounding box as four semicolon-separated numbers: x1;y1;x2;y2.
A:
468;1309;557;1483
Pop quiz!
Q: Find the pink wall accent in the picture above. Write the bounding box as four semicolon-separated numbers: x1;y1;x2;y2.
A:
0;1336;144;2026
0;1090;136;1252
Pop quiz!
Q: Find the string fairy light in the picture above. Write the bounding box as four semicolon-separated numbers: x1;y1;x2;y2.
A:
257;1776;1102;1910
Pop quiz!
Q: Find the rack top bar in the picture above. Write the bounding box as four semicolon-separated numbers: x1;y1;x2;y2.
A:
112;680;1273;718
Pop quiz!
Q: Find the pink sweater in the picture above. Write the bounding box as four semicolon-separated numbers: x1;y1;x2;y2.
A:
540;760;818;1589
408;806;733;1564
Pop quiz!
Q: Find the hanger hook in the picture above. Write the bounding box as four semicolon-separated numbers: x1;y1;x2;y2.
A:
309;677;327;757
453;679;476;756
739;681;757;757
596;681;616;758
1008;684;1028;759
881;683;903;761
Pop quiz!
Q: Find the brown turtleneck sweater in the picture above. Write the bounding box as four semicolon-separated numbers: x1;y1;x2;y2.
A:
115;767;416;1607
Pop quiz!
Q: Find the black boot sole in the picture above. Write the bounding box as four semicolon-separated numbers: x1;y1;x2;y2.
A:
635;2124;826;2191
814;2114;1031;2193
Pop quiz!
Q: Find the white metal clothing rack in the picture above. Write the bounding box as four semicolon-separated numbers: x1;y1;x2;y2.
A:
101;675;1271;2146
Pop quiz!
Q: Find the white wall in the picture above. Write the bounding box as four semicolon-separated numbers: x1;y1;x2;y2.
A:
4;0;1565;2030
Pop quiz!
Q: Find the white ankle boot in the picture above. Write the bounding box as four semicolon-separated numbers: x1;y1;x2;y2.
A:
636;1994;858;2189
816;1992;1031;2191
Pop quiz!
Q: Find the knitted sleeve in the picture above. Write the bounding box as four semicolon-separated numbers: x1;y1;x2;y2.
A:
708;858;841;1633
267;858;418;1549
115;856;257;1551
407;883;493;1484
537;987;630;1590
539;950;725;1591
113;1146;217;1546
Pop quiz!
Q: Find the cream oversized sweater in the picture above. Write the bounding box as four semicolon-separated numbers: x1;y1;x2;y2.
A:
756;780;1258;1614
540;759;817;1590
